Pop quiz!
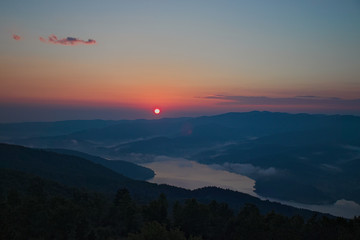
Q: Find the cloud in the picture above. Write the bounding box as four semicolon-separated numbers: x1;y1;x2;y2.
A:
12;34;21;40
153;156;194;167
321;164;342;172
201;94;360;109
295;95;320;98
39;34;96;45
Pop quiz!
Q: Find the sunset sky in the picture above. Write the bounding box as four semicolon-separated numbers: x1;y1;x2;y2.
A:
1;0;359;122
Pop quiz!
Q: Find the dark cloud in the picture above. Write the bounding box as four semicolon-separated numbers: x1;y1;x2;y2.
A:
201;94;360;109
296;95;319;98
12;34;21;40
39;34;96;45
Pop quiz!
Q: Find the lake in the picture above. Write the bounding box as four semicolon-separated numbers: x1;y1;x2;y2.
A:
142;156;257;196
142;156;360;218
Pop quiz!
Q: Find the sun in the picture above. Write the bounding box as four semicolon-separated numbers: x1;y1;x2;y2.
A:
154;108;161;115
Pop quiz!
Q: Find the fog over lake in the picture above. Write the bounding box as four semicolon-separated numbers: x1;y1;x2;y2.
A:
142;156;256;196
142;156;360;218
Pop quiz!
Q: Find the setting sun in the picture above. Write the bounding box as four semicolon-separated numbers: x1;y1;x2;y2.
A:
154;108;161;115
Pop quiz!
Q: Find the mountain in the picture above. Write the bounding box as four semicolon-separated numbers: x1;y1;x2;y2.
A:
2;111;360;205
47;148;154;180
0;143;322;218
0;119;120;141
195;142;360;204
0;168;75;199
6;112;360;155
0;143;135;194
2;168;350;240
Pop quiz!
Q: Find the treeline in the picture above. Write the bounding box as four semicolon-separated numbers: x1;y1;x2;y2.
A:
1;185;360;240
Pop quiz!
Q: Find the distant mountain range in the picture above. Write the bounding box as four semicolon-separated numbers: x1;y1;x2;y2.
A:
0;119;120;141
1;111;360;205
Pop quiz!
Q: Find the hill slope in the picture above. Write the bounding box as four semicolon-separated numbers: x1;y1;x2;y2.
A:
0;143;322;218
46;148;154;180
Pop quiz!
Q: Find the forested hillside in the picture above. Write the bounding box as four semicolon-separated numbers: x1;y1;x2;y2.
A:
0;143;320;218
1;170;359;240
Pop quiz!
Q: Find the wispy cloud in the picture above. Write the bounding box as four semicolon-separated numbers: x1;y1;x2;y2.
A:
12;34;21;40
210;163;278;178
39;34;96;46
202;94;360;109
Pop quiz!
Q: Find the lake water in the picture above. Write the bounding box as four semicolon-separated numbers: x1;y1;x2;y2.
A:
142;156;257;196
142;156;360;218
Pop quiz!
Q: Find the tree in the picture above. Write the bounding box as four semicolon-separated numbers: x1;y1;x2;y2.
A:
142;193;168;224
107;188;141;236
127;221;186;240
232;204;265;240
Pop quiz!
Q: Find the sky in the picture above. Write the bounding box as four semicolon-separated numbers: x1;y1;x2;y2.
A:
1;0;360;122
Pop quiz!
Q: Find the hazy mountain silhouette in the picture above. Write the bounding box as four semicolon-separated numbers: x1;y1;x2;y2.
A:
0;119;120;141
2;111;360;205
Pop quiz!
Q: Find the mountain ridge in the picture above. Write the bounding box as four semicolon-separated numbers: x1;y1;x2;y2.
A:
0;142;324;218
1;111;360;207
